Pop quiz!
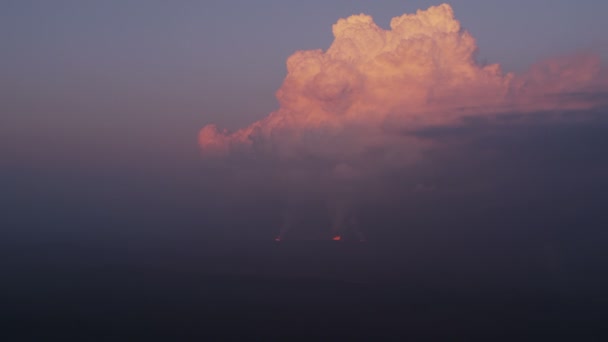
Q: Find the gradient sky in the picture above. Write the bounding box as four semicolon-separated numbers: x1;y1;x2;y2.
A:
2;1;608;243
2;0;607;158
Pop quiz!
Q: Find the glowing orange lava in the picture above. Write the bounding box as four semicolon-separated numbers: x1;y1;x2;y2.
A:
332;235;342;241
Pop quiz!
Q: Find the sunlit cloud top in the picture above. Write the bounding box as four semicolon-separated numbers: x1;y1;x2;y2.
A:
199;3;605;161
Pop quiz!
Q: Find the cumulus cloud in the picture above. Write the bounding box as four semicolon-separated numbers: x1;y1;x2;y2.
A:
198;4;606;239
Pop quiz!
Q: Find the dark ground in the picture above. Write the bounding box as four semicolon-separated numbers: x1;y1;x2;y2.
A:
3;239;608;341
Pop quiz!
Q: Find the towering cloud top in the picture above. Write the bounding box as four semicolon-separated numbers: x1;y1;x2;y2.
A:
199;3;602;160
198;3;606;240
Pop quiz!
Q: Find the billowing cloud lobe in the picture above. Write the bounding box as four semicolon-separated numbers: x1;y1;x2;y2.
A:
198;4;606;239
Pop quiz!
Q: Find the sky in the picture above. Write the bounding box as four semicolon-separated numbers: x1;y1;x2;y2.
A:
2;0;607;139
0;0;608;256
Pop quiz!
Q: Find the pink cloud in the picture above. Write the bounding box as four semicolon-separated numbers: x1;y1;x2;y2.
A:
200;4;604;159
198;3;607;239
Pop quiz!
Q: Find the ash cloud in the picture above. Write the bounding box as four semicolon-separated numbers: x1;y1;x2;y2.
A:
198;4;607;240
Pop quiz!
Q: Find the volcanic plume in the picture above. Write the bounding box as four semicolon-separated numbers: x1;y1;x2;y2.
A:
199;3;606;239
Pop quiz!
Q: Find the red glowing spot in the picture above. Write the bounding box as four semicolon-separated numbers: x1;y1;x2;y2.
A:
332;235;342;241
274;236;282;242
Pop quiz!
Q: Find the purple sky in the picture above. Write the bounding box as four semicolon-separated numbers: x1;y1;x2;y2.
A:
2;0;607;162
2;0;608;240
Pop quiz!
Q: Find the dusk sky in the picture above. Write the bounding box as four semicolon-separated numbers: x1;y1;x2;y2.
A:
3;0;608;256
2;1;607;149
3;1;608;339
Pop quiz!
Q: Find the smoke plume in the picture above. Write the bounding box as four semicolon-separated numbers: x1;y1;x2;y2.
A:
198;4;606;240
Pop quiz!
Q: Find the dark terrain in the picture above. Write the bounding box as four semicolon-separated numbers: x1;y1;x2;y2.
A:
3;239;607;341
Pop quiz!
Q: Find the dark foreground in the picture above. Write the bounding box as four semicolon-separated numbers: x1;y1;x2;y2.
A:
3;240;608;341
